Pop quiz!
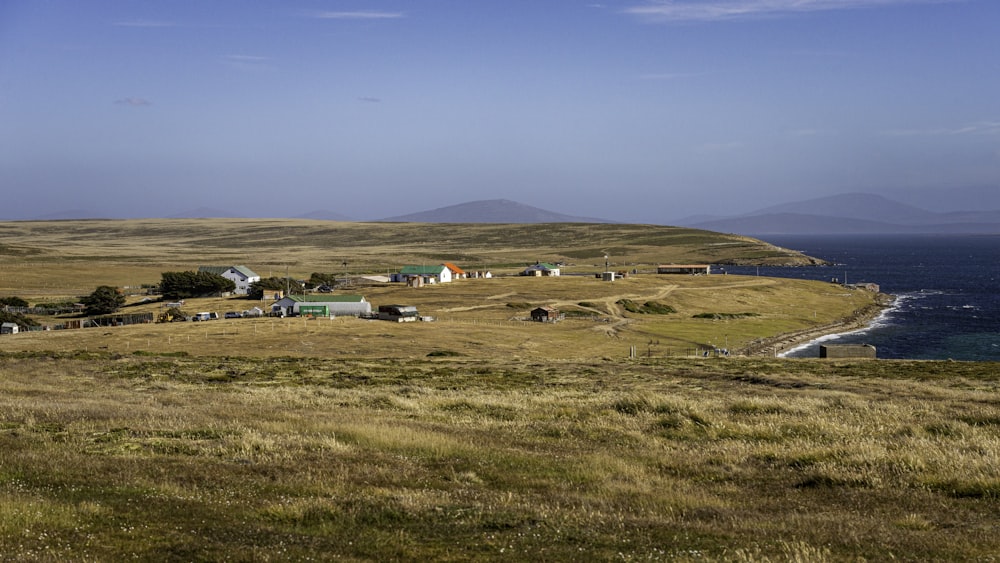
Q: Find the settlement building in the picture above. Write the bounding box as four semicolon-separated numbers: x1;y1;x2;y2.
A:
657;264;711;275
1;322;19;335
530;306;563;323
378;304;420;322
442;263;467;280
271;294;371;317
390;265;453;285
198;265;261;295
523;263;561;277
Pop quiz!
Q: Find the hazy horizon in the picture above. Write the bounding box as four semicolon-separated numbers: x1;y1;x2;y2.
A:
2;1;999;223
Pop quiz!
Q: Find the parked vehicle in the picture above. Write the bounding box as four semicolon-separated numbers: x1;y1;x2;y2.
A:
224;311;242;319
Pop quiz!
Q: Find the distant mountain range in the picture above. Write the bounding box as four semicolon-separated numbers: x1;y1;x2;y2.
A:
9;193;1000;234
677;193;1000;235
375;199;616;224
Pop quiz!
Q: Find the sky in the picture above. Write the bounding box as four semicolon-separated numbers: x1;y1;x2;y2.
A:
2;0;999;223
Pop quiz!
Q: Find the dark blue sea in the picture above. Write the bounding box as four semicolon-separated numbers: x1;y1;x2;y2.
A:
722;235;1000;361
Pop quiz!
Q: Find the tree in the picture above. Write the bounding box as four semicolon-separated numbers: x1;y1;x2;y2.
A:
81;286;126;315
160;271;236;300
0;296;29;308
247;277;301;300
0;310;38;329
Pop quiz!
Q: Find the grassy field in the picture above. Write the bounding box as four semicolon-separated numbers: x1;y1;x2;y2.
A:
0;219;820;299
2;353;999;561
2;219;996;560
1;274;880;360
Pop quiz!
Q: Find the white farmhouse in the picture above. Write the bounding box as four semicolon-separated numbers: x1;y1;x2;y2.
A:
198;265;260;295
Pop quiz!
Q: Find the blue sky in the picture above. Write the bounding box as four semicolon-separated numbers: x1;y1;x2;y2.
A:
2;0;998;222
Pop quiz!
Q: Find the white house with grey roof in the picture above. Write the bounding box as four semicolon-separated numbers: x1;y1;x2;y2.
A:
198;265;260;295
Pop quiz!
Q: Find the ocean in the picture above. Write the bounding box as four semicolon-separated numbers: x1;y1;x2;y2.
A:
721;234;1000;361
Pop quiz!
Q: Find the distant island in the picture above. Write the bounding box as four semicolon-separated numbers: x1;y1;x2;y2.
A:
675;192;1000;235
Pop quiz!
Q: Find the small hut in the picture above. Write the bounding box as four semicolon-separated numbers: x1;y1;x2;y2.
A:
531;306;562;323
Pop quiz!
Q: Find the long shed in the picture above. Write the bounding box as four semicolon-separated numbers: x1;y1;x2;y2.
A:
391;265;453;284
378;304;419;322
657;264;711;275
271;295;371;317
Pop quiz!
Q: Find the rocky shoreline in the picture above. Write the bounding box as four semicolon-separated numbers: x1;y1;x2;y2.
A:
738;295;894;358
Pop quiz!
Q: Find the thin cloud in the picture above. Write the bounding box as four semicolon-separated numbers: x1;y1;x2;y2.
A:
639;71;706;80
310;11;405;20
882;121;1000;137
697;141;744;152
224;55;272;63
114;98;152;107
222;54;275;71
358;97;382;103
112;19;174;28
786;128;834;137
624;0;959;22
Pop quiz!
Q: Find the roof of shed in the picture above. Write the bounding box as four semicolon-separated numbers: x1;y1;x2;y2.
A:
285;295;365;303
399;265;447;275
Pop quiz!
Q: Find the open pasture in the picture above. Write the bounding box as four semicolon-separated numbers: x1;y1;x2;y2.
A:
0;218;819;300
0;219;875;359
2;273;878;360
4;218;986;561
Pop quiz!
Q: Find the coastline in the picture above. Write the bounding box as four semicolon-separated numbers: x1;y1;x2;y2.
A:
739;294;894;358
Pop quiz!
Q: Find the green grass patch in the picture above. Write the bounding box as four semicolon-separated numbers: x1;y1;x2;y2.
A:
693;312;761;320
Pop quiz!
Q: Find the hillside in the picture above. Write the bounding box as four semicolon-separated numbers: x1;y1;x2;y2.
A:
0;219;825;296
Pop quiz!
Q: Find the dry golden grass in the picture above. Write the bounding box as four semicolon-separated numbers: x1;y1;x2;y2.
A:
1;353;998;560
5;218;986;561
2;274;878;360
0;218;819;297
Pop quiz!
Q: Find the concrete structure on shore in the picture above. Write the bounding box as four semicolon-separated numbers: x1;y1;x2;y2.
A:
820;344;877;359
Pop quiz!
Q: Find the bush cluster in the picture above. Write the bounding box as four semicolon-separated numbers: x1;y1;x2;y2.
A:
160;271;236;300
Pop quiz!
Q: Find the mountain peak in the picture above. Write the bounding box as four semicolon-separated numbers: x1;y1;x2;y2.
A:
376;199;616;223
